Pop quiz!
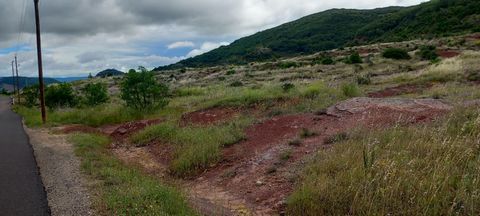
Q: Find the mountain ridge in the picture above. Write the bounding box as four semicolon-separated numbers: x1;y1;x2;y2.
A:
155;0;480;70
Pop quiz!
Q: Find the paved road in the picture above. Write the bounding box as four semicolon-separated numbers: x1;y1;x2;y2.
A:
0;96;50;216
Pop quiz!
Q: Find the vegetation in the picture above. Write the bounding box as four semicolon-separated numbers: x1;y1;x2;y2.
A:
81;83;109;106
417;45;439;61
346;52;362;64
130;119;251;177
287;108;480;215
382;48;411;60
21;84;40;107
121;67;169;110
155;0;480;69
342;83;362;97
45;83;77;109
70;133;196;215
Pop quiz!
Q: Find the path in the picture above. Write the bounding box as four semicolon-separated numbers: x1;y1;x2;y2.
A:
0;96;50;216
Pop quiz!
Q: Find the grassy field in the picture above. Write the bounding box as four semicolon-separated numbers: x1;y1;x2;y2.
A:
70;133;197;215
287;107;480;215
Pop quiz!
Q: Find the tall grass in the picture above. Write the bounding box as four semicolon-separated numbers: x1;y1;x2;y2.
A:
15;103;183;127
287;107;480;215
130;119;252;177
70;133;197;215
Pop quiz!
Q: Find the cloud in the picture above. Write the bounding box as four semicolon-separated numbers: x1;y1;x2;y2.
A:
187;42;229;58
0;0;426;77
167;41;195;49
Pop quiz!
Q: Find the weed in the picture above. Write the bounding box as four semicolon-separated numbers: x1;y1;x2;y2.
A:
341;83;362;98
70;133;196;215
300;128;317;138
289;138;302;147
281;83;296;92
280;150;292;162
226;70;236;75
323;132;348;145
230;81;244;87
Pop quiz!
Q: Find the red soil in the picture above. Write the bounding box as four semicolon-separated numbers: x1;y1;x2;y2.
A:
60;125;100;134
109;119;163;141
437;50;461;58
181;107;240;126
189;97;452;215
368;83;433;98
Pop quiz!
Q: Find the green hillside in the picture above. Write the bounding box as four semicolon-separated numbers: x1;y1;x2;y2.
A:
155;0;480;70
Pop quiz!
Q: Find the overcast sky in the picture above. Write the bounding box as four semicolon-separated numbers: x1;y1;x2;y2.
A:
0;0;425;77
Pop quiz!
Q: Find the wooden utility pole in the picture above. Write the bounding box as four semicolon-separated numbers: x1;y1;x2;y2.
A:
14;55;21;103
34;0;46;124
11;61;16;96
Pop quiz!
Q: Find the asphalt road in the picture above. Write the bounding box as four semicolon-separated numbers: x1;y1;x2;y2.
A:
0;96;50;216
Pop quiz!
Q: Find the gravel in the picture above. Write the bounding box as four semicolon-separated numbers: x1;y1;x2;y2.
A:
24;126;93;216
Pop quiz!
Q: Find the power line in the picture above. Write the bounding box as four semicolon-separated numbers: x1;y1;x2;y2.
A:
15;0;28;56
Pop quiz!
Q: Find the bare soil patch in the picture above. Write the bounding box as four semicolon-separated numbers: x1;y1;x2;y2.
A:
187;97;452;215
368;83;433;98
60;125;100;134
437;50;461;58
109;119;163;141
181;107;241;126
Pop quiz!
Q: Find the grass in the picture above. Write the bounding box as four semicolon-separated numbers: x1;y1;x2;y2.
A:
15;102;184;128
287;107;480;215
130;118;252;177
70;133;196;216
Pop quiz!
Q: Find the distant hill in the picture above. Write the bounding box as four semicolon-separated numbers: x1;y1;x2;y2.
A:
156;0;480;70
96;69;124;78
54;77;88;83
0;77;60;91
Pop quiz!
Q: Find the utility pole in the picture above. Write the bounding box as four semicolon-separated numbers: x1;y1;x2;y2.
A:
11;61;16;96
14;55;21;103
34;0;46;124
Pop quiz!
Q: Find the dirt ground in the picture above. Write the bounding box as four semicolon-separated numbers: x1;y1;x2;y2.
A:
25;127;93;216
368;83;433;98
109;97;452;215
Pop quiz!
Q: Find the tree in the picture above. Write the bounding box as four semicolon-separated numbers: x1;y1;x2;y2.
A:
382;48;411;60
21;84;40;107
82;83;108;106
346;52;363;64
417;45;438;61
88;73;93;79
45;83;77;109
120;67;169;110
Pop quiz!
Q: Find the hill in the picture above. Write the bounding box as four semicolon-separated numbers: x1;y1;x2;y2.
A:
155;0;480;70
54;77;88;83
0;77;60;91
96;69;124;78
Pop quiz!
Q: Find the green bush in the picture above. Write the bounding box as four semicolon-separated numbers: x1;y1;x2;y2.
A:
466;70;480;82
417;45;438;61
342;83;361;97
226;70;236;75
21;85;40;107
382;48;411;60
281;83;296;92
229;81;244;87
45;83;77;109
346;52;362;64
279;61;299;69
121;67;169;110
82;83;108;106
356;74;372;85
314;56;335;65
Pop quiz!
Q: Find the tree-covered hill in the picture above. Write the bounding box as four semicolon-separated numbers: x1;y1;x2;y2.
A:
155;0;480;70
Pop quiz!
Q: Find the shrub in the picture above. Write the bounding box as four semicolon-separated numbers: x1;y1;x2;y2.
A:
356;74;372;85
382;48;411;60
346;52;362;64
342;83;361;98
466;70;480;81
21;84;40;107
45;83;77;109
229;81;244;87
314;56;335;65
417;45;438;61
120;67;169;110
226;70;236;75
279;61;299;69
82;83;108;106
281;83;296;92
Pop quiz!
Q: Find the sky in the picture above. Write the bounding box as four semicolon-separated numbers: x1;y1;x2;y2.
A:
0;0;425;77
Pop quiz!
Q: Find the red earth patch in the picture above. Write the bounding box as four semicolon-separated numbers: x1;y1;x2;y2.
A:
437;50;461;58
187;97;452;215
181;107;240;126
